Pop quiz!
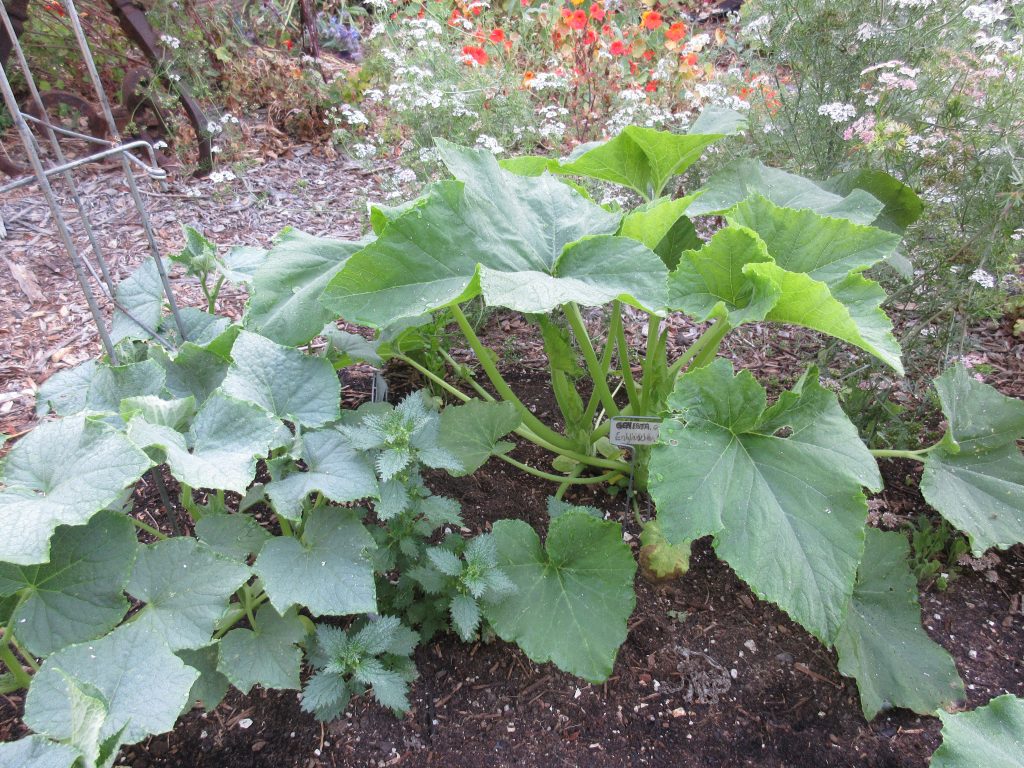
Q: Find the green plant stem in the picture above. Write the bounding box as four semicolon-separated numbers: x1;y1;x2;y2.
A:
150;469;183;537
612;305;640;410
394;353;472;404
667;318;731;379
581;302;623;428
131;517;169;540
496;453;622;485
0;633;31;689
564;302;619;418
688;319;732;371
277;515;294;538
554;463;586;501
450;304;576;451
438;349;495;402
639;315;666;412
214;591;269;639
9;633;39;672
870;447;933;460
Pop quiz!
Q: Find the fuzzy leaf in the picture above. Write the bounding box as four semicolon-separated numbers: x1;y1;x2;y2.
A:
649;361;880;643
266;429;377;521
0;511;136;656
0;416;151;565
217;604;306;693
255;507;376;616
127;538;250;651
438;401;521;476
834;529;964;719
483;511;637;682
930;694;1024;768
426;547;463;577
353;659;410;712
244;229;369;346
25;624;199;744
300;669;351;722
921;366;1024;552
222;331;341;428
450;594;481;640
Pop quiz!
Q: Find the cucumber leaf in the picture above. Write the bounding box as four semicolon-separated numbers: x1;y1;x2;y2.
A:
126;538;250;651
0;511;136;656
0;416;151;565
0;735;81;768
265;428;378;521
254;506;376;616
834;528;964;720
177;644;231;712
194;514;272;561
110;259;166;345
649;361;880;643
222;331;341;428
216;604;306;694
482;510;637;682
438;401;522;476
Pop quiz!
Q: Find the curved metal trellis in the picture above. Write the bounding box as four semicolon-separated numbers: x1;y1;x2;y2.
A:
0;0;187;363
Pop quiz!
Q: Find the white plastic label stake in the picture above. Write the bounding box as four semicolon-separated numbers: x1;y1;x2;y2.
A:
609;416;662;446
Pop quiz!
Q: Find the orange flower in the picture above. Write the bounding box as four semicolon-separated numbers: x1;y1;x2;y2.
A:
489;28;505;43
462;45;489;66
567;9;587;30
589;3;605;21
523;70;536;86
283;38;294;50
609;39;627;56
641;10;662;30
665;22;687;41
682;52;698;66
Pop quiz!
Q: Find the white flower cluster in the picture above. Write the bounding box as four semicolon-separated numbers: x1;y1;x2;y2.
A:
526;72;571;91
537;104;569;141
964;3;1008;27
475;134;504;154
968;268;996;288
159;35;181;49
351;143;377;159
393;168;417;186
855;23;882;42
209;170;236;183
205;120;223;135
339;104;369;126
817;102;857;123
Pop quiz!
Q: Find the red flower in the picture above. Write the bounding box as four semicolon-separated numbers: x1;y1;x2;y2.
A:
601;23;612;35
568;9;587;30
462;45;489;66
489;28;505;43
560;8;572;20
589;3;605;21
629;60;638;75
642;49;654;61
283;39;294;50
471;5;481;15
583;28;597;44
609;39;627;55
645;79;660;92
640;10;662;30
665;22;687;41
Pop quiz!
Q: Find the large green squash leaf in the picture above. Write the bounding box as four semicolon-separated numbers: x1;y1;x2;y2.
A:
729;197;904;373
438;400;521;476
667;225;780;325
265;428;378;520
126;538;250;651
555;115;743;199
482;510;637;682
244;229;370;346
150;325;240;405
24;624;199;744
0;735;81;768
930;694;1024;768
649;361;880;642
834;528;964;720
194;514;272;561
0;416;151;565
254;506;376;616
35;360;97;416
688;159;884;224
217;604;306;693
321;144;666;326
222;331;341;428
820;169;923;233
921;366;1024;552
618;193;702;269
0;511;136;656
126;392;281;494
177;644;231;712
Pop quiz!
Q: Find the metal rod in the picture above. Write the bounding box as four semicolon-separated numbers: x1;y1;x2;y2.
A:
19;114;167;174
0;4;116;294
0;139;168;194
61;0;188;340
0;63;118;361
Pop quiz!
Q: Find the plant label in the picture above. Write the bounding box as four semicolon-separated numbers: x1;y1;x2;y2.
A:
609;416;662;446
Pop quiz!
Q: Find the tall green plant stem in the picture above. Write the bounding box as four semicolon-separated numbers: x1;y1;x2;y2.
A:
611;304;640;410
397;351;629;473
639;315;667;412
870;447;934;460
667;318;732;378
131;517;169;540
450;303;576;451
0;631;32;689
497;453;622;485
564;302;619;417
